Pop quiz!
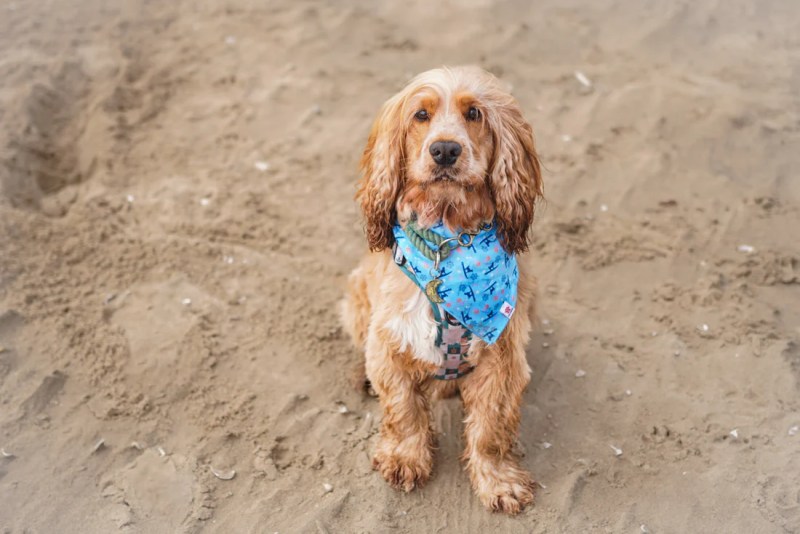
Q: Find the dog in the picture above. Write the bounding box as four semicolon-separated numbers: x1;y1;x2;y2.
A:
341;66;543;514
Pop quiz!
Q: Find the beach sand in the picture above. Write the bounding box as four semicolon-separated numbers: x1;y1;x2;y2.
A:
1;0;799;532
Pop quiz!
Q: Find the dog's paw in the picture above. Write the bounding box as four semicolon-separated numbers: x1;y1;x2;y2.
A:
372;449;432;492
472;461;535;515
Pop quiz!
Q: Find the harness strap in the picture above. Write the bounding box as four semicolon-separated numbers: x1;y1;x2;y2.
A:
393;243;474;380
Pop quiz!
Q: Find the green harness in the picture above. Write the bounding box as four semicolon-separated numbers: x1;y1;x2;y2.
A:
392;220;487;380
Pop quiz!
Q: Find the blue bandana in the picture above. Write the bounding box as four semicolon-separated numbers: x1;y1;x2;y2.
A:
392;221;518;345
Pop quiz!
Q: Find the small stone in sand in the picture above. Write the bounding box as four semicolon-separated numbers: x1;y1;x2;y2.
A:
789;425;799;436
729;429;739;439
211;466;236;480
322;482;333;493
338;405;349;414
609;444;623;457
542;342;550;348
737;244;755;253
699;324;709;332
126;194;135;203
574;70;592;88
625;389;632;396
541;441;552;449
225;35;236;45
561;134;572;142
600;204;609;212
181;298;192;306
254;161;270;172
92;438;106;454
575;369;587;378
200;197;210;206
1;448;15;458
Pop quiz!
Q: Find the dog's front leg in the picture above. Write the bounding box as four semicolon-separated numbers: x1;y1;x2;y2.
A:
460;341;534;514
365;328;435;492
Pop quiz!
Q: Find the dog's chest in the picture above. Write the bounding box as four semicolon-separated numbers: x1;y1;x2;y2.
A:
385;291;475;379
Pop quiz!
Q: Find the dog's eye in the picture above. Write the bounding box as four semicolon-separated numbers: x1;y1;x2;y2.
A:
414;109;429;122
466;107;481;121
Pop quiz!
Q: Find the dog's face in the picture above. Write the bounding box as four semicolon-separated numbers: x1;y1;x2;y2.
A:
403;85;494;191
357;66;542;255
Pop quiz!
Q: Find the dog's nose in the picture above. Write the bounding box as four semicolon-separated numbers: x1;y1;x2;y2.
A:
429;141;462;166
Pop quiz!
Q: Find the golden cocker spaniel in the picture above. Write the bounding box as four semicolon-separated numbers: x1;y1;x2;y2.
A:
341;66;543;514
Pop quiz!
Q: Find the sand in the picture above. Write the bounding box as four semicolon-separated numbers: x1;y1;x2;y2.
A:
1;0;799;532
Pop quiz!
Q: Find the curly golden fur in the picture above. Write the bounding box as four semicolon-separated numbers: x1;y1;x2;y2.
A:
342;66;543;514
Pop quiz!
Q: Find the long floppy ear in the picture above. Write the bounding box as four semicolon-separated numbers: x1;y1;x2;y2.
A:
356;93;407;251
487;95;543;255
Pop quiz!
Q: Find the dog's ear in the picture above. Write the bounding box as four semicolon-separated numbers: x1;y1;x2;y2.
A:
357;93;407;251
487;95;543;255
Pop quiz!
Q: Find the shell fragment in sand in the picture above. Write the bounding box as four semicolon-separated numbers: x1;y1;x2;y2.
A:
338;404;349;414
211;466;236;480
92;439;106;453
575;369;587;378
789;425;799;436
737;244;755;253
541;441;552;449
322;482;333;493
574;70;592;88
1;448;15;458
609;444;623;457
730;429;739;439
126;194;135;203
254;161;270;172
200;197;211;206
181;298;192;306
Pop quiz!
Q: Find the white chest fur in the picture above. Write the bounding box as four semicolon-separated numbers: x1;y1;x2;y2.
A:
384;291;443;366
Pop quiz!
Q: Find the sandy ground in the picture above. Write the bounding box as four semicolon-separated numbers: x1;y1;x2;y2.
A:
1;0;799;532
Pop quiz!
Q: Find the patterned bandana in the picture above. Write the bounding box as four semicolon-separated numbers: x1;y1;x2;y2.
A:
392;221;518;345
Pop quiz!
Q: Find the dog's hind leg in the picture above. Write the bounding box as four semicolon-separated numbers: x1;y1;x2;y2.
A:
341;265;375;393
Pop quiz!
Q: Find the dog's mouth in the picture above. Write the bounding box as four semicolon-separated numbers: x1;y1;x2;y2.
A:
430;169;459;183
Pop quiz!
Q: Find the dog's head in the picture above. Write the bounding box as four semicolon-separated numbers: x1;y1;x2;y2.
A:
357;66;543;254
